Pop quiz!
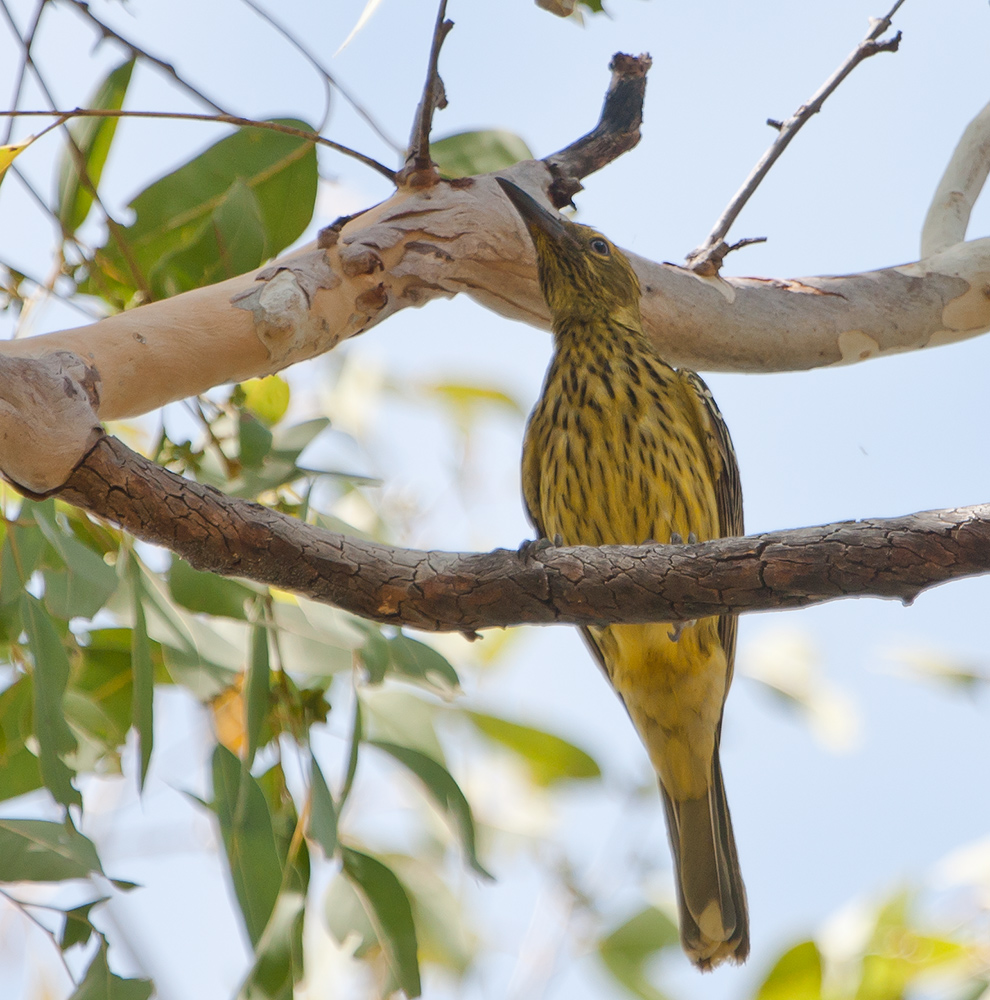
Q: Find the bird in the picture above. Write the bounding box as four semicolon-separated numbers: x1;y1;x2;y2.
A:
496;176;748;969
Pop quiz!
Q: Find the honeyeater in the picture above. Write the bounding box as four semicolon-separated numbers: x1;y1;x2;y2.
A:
497;177;748;969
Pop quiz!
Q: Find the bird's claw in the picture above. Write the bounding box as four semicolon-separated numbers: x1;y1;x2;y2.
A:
518;536;555;561
668;619;697;642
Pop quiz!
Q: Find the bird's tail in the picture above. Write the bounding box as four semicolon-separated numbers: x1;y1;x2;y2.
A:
659;749;749;970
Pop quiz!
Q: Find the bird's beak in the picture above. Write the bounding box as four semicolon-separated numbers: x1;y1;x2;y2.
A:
496;177;578;250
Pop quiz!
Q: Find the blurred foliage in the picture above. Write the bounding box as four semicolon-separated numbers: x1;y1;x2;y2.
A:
0;83;609;995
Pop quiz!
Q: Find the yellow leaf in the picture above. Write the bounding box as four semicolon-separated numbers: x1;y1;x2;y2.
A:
241;375;290;426
0;137;34;182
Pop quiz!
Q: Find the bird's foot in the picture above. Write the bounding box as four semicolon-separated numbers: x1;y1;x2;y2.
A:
668;618;698;642
518;536;555;562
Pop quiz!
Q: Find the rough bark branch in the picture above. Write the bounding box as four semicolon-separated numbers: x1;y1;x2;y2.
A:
19;432;990;634
686;1;906;275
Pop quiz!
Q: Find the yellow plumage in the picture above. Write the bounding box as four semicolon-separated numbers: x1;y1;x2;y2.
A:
498;178;749;969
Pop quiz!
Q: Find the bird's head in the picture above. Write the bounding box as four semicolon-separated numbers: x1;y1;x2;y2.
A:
496;177;641;328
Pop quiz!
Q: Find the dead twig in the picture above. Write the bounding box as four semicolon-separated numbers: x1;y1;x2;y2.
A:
543;52;652;209
398;0;452;188
686;1;907;276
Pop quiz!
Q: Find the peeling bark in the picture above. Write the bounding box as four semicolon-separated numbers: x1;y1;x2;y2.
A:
1;49;989;631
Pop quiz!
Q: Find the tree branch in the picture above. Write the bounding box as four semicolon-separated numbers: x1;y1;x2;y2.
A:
21;431;990;634
686;1;906;275
542;51;652;208
922;97;990;256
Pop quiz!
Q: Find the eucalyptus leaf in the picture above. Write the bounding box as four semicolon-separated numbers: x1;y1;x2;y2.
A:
235;889;305;1000
308;756;338;857
57;59;135;234
211;744;282;946
68;941;153;1000
22;595;81;807
0;818;103;882
342;847;421;999
168;558;253;620
466;710;600;786
755;940;823;1000
82;118;318;306
431;129;532;178
598;906;679;1000
372;740;492;878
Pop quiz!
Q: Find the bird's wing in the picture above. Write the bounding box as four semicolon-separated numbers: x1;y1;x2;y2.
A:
677;370;744;688
521;413;546;538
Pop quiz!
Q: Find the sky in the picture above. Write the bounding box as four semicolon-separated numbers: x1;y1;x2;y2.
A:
1;1;990;999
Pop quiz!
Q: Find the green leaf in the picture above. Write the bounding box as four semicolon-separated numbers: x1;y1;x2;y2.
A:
431;130;533;179
0;676;43;802
308;756;338;857
129;563;155;790
211;744;283;946
371;740;492;879
168;558;253;620
362;688;445;762
324;870;376;956
466;710;600;786
359;630;389;684
0;508;44;605
83;118;318;306
755;941;823;1000
598;906;680;1000
341;847;421;999
33;500;118;620
239;412;274;469
245;619;271;769
158;176;268;292
855;892;969;1000
22;595;81;808
69;940;153;1000
0;818;103;881
236;889;305;1000
387;634;460;693
0;743;43;801
339;695;363;808
60;900;101;951
57;59;135;234
387;855;475;974
76;629;164;751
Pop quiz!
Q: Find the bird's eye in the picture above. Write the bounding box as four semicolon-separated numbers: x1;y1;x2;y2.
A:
590;238;610;256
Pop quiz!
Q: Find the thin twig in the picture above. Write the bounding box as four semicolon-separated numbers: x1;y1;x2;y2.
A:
398;0;452;188
237;0;402;151
0;256;102;319
1;108;397;181
61;0;229;114
0;0;48;144
686;1;907;275
543;52;652;208
0;10;155;298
